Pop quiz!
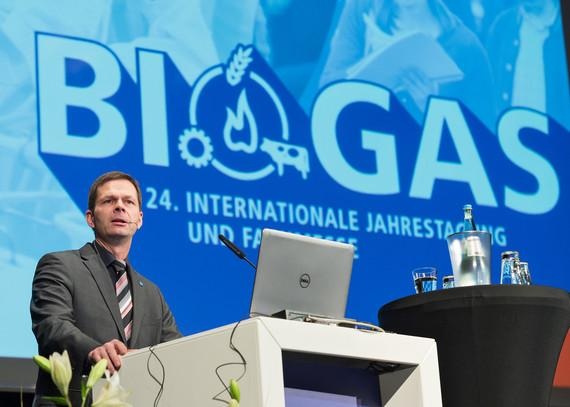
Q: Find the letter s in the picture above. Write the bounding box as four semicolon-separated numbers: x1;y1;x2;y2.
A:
498;109;559;214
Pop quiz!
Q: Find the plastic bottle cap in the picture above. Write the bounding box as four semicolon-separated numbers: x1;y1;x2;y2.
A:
501;251;519;259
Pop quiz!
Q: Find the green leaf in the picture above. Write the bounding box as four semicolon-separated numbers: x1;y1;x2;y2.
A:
229;379;240;402
33;355;51;374
42;395;68;406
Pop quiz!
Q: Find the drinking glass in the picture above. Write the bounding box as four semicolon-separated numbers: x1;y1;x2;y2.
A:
519;262;531;285
443;275;455;289
412;267;437;294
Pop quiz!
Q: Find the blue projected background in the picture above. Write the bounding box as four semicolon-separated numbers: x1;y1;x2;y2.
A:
0;0;569;359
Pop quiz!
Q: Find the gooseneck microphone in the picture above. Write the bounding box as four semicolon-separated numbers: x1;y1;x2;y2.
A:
218;234;257;270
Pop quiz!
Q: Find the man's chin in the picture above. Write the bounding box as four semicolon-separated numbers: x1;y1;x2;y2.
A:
98;233;134;245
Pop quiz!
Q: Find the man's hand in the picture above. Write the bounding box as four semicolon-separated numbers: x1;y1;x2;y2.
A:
88;339;128;373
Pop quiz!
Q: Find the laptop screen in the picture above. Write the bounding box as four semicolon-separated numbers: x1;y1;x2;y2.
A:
249;229;355;319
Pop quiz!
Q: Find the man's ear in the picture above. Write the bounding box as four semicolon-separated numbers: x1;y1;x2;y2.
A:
85;210;95;229
137;211;143;230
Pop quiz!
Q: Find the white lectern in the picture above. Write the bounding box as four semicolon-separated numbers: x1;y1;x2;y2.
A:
105;317;441;406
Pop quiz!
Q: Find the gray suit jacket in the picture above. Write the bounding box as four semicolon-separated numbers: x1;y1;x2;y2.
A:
31;242;182;405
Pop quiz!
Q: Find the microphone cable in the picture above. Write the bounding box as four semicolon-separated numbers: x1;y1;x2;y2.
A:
212;318;248;405
146;345;166;407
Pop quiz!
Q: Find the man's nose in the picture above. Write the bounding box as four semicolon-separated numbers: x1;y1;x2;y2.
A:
114;200;127;211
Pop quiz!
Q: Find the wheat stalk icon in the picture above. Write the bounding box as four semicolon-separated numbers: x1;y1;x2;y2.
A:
226;45;253;86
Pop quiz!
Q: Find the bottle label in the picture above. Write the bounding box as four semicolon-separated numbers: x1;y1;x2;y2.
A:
465;237;484;256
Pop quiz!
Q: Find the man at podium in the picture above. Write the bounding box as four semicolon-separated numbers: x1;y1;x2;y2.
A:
30;171;182;406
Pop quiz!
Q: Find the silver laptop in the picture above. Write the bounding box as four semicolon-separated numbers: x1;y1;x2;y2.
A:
249;228;355;319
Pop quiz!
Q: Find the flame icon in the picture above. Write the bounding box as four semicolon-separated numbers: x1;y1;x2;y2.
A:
223;90;258;154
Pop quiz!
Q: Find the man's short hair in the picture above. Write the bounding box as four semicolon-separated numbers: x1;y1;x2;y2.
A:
87;171;143;212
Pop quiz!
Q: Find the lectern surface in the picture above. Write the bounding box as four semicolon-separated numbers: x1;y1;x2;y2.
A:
105;317;442;406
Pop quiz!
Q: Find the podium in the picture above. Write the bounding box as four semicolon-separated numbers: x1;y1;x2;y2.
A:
105;317;442;406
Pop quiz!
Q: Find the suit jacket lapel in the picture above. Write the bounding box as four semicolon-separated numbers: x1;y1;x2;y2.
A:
79;243;127;343
127;265;145;347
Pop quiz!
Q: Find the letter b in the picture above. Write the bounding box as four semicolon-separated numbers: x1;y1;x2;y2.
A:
36;33;125;158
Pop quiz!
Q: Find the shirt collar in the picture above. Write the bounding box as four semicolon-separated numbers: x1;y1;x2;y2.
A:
93;240;127;268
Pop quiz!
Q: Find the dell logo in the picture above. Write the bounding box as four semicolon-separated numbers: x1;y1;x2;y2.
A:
299;273;311;288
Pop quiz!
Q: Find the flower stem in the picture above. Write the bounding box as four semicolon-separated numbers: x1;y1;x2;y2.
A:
80;391;90;407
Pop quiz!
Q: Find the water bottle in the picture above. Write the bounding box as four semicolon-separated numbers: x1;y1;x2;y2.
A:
459;235;488;285
463;204;477;231
500;251;520;284
447;204;491;286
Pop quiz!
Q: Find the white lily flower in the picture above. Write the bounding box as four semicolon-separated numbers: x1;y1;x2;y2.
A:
49;350;72;398
86;359;108;390
92;371;132;407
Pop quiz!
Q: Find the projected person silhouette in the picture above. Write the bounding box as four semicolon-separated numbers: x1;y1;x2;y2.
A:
319;0;495;127
486;0;569;129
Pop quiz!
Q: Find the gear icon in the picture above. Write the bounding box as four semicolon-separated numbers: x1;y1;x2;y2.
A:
178;127;214;168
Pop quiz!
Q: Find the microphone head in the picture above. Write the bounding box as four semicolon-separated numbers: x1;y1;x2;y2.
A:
218;234;257;270
218;234;245;259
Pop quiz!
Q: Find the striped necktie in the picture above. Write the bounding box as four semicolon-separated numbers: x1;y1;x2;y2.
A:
112;260;133;343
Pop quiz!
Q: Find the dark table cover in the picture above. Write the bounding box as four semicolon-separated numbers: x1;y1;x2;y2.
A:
378;285;570;407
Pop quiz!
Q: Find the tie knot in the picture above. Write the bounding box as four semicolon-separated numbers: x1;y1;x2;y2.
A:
111;260;126;275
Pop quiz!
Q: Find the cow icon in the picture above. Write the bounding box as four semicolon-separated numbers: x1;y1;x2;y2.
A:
260;138;310;179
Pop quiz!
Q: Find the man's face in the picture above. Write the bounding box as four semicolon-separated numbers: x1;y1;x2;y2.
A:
85;179;143;244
